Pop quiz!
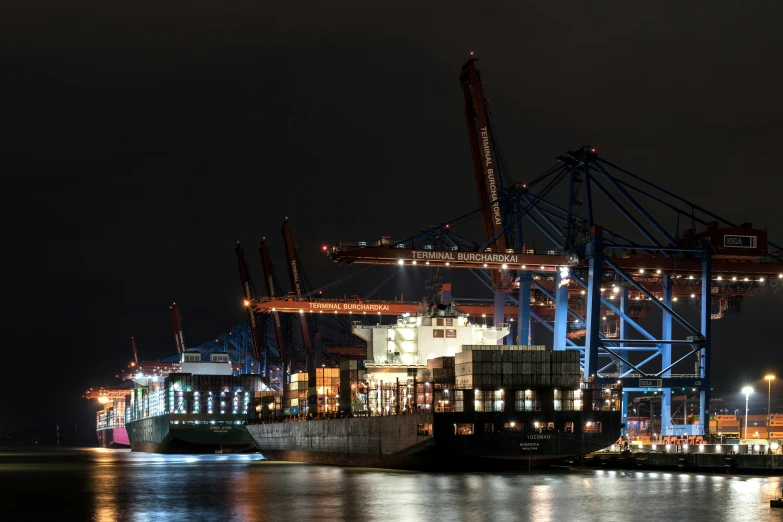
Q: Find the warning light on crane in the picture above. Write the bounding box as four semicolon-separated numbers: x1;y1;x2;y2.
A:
243;300;250;307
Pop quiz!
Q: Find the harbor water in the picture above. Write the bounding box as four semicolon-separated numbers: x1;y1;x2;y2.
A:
2;447;783;521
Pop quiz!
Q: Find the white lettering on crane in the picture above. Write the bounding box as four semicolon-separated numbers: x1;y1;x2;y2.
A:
480;127;502;226
309;303;392;311
409;251;520;263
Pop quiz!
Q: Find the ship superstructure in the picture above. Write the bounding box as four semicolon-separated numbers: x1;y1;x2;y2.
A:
352;304;508;367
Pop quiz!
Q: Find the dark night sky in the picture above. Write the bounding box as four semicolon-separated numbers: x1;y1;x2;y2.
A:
2;1;783;440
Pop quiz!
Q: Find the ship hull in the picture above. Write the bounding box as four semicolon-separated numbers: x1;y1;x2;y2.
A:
96;427;130;448
432;410;622;465
247;411;621;471
126;414;256;454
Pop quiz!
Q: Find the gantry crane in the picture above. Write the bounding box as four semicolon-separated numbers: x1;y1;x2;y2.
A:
169;302;187;354
259;237;290;383
281;218;318;374
235;242;266;374
321;56;783;437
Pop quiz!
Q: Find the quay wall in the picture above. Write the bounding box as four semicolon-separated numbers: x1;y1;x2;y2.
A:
580;452;783;474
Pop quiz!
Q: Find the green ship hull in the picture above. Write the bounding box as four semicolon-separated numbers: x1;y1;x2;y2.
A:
126;413;256;454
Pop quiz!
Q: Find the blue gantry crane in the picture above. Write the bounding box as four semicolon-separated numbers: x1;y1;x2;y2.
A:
324;55;783;437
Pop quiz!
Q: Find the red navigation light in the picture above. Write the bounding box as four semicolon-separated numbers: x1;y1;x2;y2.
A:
591;148;596;152
522;184;527;188
322;245;328;251
470;51;474;55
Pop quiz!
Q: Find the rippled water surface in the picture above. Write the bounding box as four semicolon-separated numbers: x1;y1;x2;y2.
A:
2;448;783;521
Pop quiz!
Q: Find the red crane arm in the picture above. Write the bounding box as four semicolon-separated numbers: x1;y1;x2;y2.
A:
281;219;313;353
459;57;507;253
168;302;186;354
234;242;262;361
259;238;288;368
130;336;139;366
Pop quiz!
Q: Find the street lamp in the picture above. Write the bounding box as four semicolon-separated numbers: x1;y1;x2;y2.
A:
742;386;753;440
766;375;775;444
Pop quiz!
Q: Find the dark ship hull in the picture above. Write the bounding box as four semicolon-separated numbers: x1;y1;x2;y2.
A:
96;427;130;449
247;410;621;471
126;414;256;454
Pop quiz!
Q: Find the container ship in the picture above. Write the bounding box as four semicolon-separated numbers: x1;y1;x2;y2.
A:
125;350;265;453
84;385;134;448
247;307;622;470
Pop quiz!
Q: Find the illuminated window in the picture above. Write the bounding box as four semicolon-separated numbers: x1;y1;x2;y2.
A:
417;423;433;436
454;390;464;412
584;421;602;433
433;329;445;338
504;422;522;432
515;390;541;412
454;423;474;436
445;329;457;338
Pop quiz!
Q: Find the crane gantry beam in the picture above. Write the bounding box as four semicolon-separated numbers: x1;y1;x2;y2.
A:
329;245;783;278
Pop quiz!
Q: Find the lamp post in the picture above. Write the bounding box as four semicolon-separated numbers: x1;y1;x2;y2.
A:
766;375;775;452
742;386;753;440
766;374;775;428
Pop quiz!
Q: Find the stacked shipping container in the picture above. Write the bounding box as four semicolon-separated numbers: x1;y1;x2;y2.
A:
338;360;367;413
97;400;127;429
454;345;581;390
284;372;309;416
310;367;339;414
125;373;264;423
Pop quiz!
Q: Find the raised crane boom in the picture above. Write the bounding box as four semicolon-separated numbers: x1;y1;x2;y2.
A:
131;336;139;366
259;237;289;377
168;302;186;354
281;218;314;372
459;56;507;254
235;242;262;362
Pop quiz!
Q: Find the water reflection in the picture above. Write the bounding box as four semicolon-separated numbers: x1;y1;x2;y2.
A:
0;449;781;521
